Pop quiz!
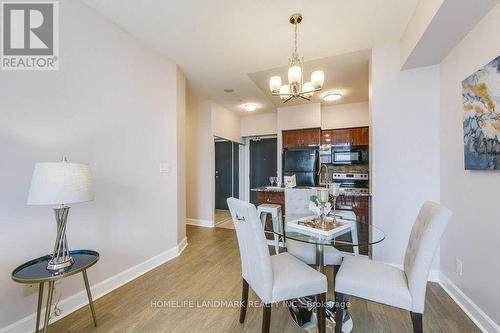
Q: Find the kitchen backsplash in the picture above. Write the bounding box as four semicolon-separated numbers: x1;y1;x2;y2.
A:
332;165;369;173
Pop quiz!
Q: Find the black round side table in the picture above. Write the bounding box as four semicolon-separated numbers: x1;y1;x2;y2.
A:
12;249;99;333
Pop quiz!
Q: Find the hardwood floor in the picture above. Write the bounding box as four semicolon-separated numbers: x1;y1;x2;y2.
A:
49;226;479;333
214;209;234;229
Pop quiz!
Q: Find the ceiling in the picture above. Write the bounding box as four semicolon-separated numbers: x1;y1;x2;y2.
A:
248;49;370;109
82;0;418;114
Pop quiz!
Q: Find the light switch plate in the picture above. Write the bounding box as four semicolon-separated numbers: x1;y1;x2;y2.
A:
160;163;170;173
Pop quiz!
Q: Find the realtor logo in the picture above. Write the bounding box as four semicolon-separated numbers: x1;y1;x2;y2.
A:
1;1;58;70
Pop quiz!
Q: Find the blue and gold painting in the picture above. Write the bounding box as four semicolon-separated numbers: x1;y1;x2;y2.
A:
462;55;500;170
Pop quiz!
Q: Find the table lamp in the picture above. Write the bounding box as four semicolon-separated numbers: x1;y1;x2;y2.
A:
27;158;93;271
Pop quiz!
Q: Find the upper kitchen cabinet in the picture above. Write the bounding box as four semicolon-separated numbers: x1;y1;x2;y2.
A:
282;128;321;148
321;127;369;146
349;127;369;146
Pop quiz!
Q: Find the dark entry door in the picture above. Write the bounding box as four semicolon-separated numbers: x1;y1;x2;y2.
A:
249;138;277;205
215;141;233;209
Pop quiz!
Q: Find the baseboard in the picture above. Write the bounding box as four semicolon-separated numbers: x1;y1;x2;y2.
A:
0;237;188;333
186;218;214;228
439;272;500;333
177;236;188;255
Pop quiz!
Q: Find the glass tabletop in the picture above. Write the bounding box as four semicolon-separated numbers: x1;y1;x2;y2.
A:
12;249;99;283
272;213;385;247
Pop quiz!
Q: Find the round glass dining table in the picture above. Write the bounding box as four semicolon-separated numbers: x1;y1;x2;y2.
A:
271;213;385;333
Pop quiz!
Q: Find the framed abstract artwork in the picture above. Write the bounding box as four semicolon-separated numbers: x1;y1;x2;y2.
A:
462;55;500;170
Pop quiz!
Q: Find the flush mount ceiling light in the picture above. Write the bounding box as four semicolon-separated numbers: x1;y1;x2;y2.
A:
269;13;324;103
323;93;343;102
243;103;257;112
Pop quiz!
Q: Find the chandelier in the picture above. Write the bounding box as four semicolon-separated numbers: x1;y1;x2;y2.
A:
269;13;324;103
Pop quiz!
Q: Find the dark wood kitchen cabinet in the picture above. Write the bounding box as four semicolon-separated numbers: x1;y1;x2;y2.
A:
256;190;285;240
335;195;370;224
321;127;369;146
256;191;285;212
282;128;321;148
335;194;371;256
349;127;369;146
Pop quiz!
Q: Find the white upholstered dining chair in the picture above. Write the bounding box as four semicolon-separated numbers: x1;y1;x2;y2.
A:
285;188;344;272
227;197;327;333
334;201;452;333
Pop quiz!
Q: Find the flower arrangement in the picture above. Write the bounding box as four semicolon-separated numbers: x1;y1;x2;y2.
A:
309;195;332;217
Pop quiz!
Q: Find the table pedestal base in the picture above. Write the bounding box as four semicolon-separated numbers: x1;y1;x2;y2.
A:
287;297;353;333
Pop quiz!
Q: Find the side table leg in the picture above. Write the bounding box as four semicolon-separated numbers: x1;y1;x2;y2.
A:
43;281;55;333
82;270;97;326
36;282;44;332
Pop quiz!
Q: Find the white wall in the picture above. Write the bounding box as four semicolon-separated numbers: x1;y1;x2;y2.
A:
185;100;215;226
321;102;369;129
212;102;243;144
241;113;277;137
400;0;444;67
176;70;187;243
0;0;185;329
186;100;241;226
439;3;500;329
277;103;322;131
370;43;441;269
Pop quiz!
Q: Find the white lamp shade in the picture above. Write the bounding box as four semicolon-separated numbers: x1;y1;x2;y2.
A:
27;162;94;205
269;76;282;93
288;65;302;84
311;70;325;89
279;84;290;101
303;82;314;98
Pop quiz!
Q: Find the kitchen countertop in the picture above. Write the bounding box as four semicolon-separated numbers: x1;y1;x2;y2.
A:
251;186;371;196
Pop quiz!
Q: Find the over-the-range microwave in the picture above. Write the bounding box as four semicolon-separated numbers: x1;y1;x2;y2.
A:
332;147;369;165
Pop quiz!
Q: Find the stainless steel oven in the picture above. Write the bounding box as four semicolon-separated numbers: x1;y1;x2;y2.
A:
332;172;369;194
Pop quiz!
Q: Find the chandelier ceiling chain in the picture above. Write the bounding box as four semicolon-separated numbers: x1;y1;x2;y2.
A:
269;13;324;103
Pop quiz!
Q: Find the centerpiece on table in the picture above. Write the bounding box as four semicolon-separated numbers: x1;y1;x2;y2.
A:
289;186;351;236
308;188;332;229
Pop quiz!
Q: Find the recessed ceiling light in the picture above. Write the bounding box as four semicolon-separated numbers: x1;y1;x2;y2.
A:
243;103;257;112
323;93;342;102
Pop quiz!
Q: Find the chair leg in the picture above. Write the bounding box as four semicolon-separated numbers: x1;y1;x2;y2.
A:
317;293;326;333
333;265;340;284
240;279;249;323
335;292;347;333
262;303;271;333
410;312;423;333
274;235;280;254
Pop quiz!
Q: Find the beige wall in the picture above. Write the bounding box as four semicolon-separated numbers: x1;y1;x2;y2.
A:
185;100;215;225
0;0;185;329
371;43;441;270
212;103;243;144
241;113;278;137
321;102;369;129
186;100;241;225
400;0;444;66
176;69;187;243
277;103;322;131
439;3;500;328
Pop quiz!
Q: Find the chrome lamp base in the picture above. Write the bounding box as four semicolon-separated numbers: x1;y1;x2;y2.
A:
47;205;74;271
